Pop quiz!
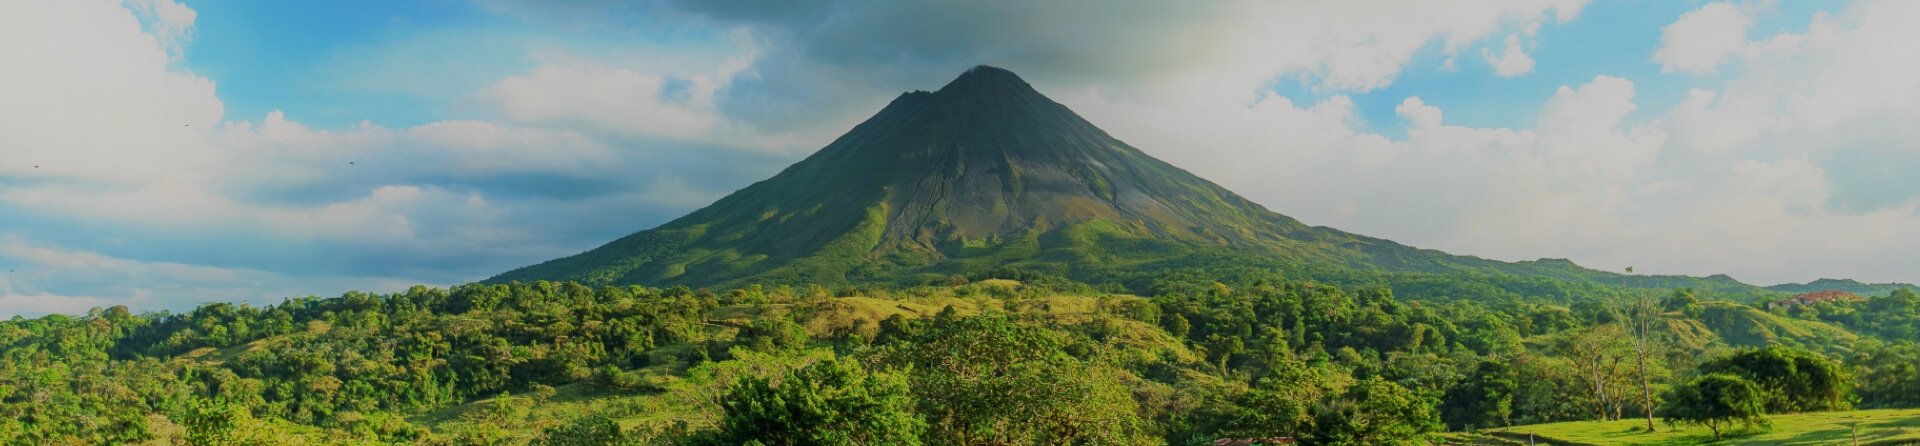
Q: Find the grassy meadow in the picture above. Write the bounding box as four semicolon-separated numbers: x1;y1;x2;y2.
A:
1449;408;1920;445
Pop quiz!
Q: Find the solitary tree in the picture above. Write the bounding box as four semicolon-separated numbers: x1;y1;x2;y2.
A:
710;356;924;446
1657;374;1769;440
1619;291;1667;431
1563;324;1632;420
1701;346;1851;413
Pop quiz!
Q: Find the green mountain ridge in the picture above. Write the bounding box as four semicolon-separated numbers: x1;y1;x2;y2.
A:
1767;278;1919;296
489;66;1807;295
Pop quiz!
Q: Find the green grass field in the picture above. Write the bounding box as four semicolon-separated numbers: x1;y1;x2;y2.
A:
1448;408;1920;445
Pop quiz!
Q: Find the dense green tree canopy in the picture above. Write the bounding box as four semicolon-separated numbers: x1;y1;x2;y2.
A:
1441;360;1519;430
0;276;1914;444
1657;373;1770;439
705;357;923;446
869;314;1154;446
1701;347;1851;413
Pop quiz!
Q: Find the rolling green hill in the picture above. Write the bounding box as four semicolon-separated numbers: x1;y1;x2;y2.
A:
1690;301;1860;352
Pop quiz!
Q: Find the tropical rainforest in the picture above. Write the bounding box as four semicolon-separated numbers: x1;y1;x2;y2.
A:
4;267;1919;445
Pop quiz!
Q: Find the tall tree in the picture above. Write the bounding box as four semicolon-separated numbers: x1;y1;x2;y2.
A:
1619;291;1667;431
1562;324;1632;420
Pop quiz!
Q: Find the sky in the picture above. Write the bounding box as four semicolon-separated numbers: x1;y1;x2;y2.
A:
4;0;1919;316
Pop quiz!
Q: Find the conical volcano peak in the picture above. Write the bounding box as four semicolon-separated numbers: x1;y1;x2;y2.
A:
955;64;1024;82
936;65;1040;97
491;64;1356;288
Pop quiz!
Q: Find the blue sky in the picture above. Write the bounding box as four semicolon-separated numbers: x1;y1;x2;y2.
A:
180;0;508;127
4;0;1920;316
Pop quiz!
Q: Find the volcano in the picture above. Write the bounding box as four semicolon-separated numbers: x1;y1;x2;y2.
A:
490;66;1735;291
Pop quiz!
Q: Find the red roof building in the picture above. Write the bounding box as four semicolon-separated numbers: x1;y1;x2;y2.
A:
1767;290;1863;309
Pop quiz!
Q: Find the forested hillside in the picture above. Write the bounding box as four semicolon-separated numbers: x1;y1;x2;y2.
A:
1768;278;1920;297
5;271;1918;445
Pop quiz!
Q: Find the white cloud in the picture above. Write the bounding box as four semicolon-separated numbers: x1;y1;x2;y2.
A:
1060;0;1920;285
122;0;196;58
478;64;728;142
1534;75;1664;182
1660;88;1770;155
1396;97;1445;129
1655;2;1752;75
1068;48;1920;286
1653;1;1920;168
0;0;222;185
1482;35;1536;77
1157;0;1582;92
1633;0;1920;283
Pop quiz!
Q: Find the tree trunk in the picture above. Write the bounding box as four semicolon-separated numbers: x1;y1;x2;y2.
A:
1635;348;1655;430
1630;296;1658;432
1593;382;1608;421
1620;294;1666;430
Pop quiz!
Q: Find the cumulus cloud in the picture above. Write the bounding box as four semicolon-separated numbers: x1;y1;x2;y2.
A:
1064;75;1659;261
474;59;751;145
1066;0;1920;285
1483;35;1536;77
1655;2;1752;75
0;0;222;185
0;0;790;315
1655;0;1920;205
122;0;196;58
1632;0;1920;282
